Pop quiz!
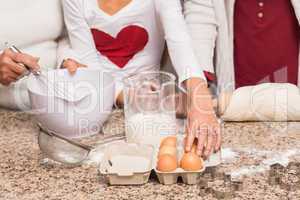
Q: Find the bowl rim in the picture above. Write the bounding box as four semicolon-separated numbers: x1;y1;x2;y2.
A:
27;68;115;98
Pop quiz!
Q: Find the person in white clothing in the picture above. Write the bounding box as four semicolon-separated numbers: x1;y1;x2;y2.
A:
61;0;221;157
0;0;77;110
184;0;300;92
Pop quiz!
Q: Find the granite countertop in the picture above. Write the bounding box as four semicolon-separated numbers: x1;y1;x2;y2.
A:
0;109;300;200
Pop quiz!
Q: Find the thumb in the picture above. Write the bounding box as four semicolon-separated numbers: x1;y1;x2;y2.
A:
78;63;87;68
34;57;41;70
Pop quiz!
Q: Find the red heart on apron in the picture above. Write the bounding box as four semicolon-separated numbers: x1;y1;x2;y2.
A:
91;25;149;68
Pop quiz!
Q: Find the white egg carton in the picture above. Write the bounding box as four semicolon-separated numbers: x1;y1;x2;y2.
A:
155;167;206;185
154;145;206;185
99;142;155;185
154;134;221;185
98;135;221;185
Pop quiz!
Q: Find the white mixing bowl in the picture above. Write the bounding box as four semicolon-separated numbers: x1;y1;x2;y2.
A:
27;69;115;138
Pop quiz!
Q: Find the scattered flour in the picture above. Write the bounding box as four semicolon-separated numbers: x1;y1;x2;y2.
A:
85;141;125;165
262;149;299;167
239;148;273;157
229;149;300;179
231;165;269;179
221;148;239;163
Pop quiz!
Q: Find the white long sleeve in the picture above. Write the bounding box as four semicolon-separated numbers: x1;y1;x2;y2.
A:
155;0;206;85
0;0;65;109
61;0;209;98
291;0;300;22
62;0;123;100
56;35;81;67
62;0;101;67
184;0;217;74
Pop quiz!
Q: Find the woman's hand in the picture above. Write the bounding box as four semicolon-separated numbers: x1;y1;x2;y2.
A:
0;49;39;85
62;58;87;75
185;78;221;159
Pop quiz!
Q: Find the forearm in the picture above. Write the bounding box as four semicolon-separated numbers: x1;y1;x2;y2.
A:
62;0;101;68
184;77;221;156
184;0;217;74
57;36;81;67
155;0;207;87
185;77;214;115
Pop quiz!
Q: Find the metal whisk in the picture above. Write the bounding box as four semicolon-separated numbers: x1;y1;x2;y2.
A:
6;43;72;100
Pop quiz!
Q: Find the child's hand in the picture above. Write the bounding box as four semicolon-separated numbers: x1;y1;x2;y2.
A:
62;58;87;75
116;91;124;108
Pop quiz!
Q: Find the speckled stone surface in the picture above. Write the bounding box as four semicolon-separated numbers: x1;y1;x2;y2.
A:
0;108;299;200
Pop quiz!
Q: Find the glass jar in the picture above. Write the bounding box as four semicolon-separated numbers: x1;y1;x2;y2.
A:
123;71;177;148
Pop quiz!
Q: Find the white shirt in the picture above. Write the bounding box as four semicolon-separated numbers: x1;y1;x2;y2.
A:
0;0;65;69
0;0;67;109
62;0;206;98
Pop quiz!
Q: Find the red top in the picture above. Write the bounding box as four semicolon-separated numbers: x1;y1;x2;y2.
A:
234;0;300;88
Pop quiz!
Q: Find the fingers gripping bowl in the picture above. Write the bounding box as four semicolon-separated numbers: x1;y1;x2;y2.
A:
27;68;115;138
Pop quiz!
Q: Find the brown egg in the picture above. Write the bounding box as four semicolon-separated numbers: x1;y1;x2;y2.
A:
158;146;177;158
157;154;178;172
180;153;204;171
160;136;177;148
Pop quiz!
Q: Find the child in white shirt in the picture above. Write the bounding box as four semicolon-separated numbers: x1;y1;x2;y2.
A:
61;0;221;157
61;0;207;103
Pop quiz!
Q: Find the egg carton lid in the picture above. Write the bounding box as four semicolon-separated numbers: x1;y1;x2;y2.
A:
99;142;155;185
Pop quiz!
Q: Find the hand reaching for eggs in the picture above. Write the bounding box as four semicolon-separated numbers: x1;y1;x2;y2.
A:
185;78;222;159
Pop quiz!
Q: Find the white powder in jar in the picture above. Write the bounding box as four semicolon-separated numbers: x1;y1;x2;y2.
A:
125;113;176;148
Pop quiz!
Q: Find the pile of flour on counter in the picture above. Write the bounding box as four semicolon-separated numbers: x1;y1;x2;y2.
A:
83;113;176;165
228;148;300;179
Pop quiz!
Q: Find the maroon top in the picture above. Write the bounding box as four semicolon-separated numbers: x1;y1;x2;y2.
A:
234;0;300;88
